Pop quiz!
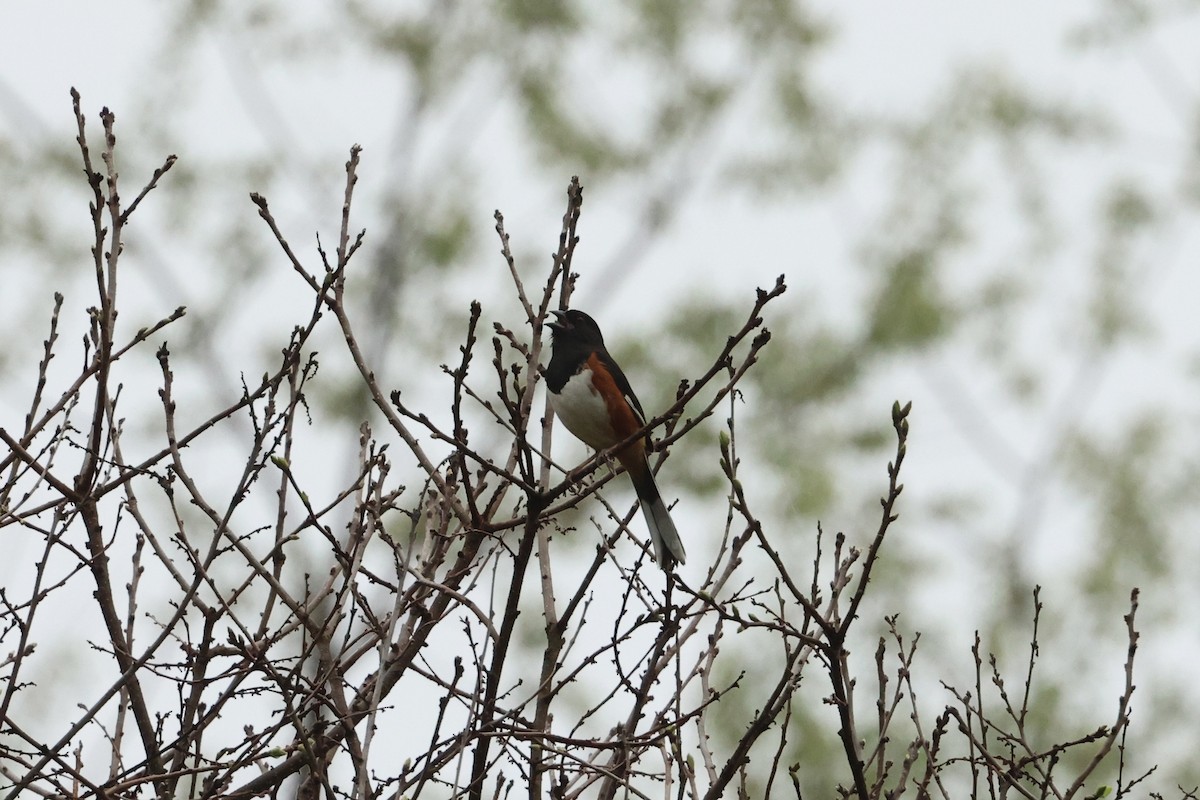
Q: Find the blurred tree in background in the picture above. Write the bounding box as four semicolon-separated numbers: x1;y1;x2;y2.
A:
1;0;1198;794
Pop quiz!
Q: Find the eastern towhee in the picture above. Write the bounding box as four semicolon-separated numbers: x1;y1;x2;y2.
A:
545;309;687;570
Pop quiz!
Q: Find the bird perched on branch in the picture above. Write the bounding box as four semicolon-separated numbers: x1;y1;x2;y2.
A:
544;309;687;570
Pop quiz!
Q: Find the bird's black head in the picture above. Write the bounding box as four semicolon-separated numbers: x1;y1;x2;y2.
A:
547;309;605;346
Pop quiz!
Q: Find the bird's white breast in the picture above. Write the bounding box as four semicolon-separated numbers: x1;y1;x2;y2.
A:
550;366;620;449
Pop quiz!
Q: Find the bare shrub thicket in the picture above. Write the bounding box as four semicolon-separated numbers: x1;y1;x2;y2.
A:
0;94;1154;800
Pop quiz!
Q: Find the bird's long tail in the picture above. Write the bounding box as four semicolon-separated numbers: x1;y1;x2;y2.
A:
626;457;687;570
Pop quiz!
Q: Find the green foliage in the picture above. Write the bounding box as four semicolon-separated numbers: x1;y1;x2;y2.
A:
1088;180;1156;344
1066;414;1175;599
866;248;955;350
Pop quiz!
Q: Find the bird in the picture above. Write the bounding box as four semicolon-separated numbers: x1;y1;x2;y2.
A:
544;308;687;570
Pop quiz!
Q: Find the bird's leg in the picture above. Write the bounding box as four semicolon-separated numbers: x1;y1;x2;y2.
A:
595;448;618;474
565;450;616;485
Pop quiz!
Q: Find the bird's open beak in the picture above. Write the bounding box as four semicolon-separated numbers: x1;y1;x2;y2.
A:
547;309;567;334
